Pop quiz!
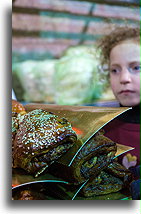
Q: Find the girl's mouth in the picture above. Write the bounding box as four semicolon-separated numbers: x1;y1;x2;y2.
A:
119;90;134;94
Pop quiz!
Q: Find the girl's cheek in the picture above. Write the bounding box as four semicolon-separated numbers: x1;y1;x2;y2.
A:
110;79;117;94
110;78;114;88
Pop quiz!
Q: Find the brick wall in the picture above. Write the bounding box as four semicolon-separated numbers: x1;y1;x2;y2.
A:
12;0;139;60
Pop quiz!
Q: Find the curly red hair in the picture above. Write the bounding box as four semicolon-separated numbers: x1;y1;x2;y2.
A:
97;26;140;68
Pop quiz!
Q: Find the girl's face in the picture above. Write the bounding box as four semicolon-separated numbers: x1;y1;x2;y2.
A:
109;41;140;107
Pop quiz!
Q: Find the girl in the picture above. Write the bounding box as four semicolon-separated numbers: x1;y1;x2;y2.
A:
97;27;140;199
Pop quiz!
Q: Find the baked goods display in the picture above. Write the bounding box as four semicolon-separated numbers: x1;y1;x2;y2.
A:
12;101;133;200
49;132;118;184
47;132;132;198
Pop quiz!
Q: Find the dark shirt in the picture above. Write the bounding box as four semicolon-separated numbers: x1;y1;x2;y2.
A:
104;104;140;199
104;104;140;169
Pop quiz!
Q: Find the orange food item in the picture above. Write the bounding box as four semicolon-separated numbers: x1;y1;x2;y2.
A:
12;100;27;154
12;100;26;116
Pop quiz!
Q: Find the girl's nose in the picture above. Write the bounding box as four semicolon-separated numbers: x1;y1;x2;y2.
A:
120;69;131;84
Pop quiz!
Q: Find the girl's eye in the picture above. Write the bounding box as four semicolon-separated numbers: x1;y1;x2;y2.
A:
110;69;119;74
133;65;140;71
129;65;140;74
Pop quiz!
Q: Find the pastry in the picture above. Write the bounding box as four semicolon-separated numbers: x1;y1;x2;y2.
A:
70;133;117;183
49;132;117;184
12;100;27;150
81;161;132;197
12;99;26;116
12;109;77;177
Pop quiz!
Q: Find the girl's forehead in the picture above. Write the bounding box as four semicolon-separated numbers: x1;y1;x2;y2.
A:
114;39;139;47
111;41;140;54
109;42;140;65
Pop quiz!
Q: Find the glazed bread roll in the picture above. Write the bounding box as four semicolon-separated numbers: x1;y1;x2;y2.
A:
81;161;132;197
70;133;117;183
12;189;45;200
12;99;26;116
12;100;27;148
105;161;133;184
12;109;77;177
48;132;117;184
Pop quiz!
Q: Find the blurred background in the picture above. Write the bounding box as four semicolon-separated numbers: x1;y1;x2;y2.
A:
12;0;139;106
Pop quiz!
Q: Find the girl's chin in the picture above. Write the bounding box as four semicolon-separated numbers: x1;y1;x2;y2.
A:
116;94;140;107
119;100;139;107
